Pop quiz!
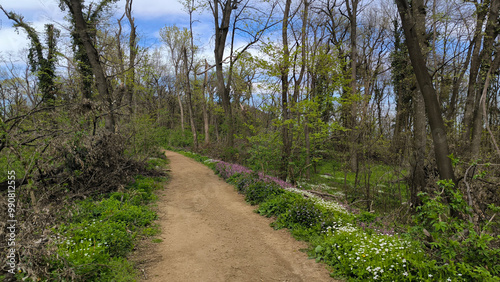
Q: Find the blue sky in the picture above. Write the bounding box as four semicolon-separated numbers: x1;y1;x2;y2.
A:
0;0;216;60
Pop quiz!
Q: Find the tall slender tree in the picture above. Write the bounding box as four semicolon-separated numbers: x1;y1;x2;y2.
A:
395;0;456;185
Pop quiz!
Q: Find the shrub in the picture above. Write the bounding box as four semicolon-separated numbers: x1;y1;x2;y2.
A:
410;179;500;279
257;191;304;217
244;181;284;205
227;173;255;193
275;198;324;229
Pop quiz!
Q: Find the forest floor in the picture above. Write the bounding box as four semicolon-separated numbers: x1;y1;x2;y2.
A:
131;150;337;282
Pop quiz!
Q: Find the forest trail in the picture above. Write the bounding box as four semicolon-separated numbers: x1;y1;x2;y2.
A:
139;150;336;281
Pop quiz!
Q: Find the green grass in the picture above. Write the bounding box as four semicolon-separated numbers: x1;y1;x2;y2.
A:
314;160;407;188
16;172;168;281
303;160;410;213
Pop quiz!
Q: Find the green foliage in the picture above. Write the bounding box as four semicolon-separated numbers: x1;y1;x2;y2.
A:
126;114;168;155
221;146;239;161
448;153;460;168
0;151;25;182
46;175;163;281
124;114;196;155
409;180;500;279
177;149;218;170
357;211;377;224
58;218;132;258
244;181;284;205
274;198;324;230
245;130;282;173
257;191;303;217
165;129;193;148
140;224;161;237
312;160;409;212
227;173;255;193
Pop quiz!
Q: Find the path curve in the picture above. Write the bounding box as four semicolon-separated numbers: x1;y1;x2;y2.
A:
142;150;335;281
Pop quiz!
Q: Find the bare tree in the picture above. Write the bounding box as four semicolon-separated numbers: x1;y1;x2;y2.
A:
209;0;277;150
280;0;292;180
159;25;189;132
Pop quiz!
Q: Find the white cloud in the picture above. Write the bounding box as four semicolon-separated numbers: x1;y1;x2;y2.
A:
1;0;47;12
115;0;186;18
0;20;53;58
0;0;66;57
0;27;29;56
1;0;64;22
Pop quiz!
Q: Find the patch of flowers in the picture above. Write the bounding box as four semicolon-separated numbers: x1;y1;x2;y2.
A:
215;160;253;179
215;161;348;213
287;187;348;214
203;158;216;164
57;236;109;265
215;160;295;189
322;219;357;235
313;230;435;281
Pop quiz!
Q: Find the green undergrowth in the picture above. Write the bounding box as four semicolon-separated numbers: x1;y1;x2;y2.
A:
180;150;500;282
307;160;410;213
15;157;168;281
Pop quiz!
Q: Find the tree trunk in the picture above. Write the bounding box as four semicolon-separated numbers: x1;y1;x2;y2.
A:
177;89;185;132
411;0;427;208
212;0;234;148
203;60;210;146
280;0;292;181
125;0;137;115
346;0;359;172
391;22;411;156
395;0;455;184
65;0;115;132
462;0;499;158
183;47;198;150
462;8;486;152
410;87;427;206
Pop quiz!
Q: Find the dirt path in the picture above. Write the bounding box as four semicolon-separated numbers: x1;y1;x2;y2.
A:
139;150;336;281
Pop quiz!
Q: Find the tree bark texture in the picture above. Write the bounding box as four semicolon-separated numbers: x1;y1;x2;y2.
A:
280;0;292;181
212;0;235;148
395;0;456;183
183;47;198;150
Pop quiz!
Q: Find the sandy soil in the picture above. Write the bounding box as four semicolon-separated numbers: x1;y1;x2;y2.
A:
134;150;337;282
